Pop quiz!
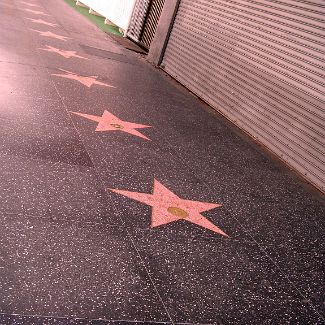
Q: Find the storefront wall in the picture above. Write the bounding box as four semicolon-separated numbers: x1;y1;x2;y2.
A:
161;0;325;191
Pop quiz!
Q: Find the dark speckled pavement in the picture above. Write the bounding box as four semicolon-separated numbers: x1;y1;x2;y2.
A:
0;0;324;324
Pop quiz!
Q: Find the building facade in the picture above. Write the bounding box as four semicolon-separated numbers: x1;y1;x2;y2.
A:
147;0;325;192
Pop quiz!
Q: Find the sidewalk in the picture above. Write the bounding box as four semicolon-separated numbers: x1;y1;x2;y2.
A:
0;0;324;324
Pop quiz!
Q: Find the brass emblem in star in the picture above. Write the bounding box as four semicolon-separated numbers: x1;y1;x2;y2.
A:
70;110;152;140
52;69;115;88
108;179;229;237
39;46;89;59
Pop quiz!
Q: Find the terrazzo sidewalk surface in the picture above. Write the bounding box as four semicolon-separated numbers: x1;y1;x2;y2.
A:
0;0;324;324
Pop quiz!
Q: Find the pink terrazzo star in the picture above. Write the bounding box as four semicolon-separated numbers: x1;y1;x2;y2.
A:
70;110;151;140
52;69;115;88
24;8;49;15
39;46;89;59
109;179;229;237
26;18;58;27
21;1;39;7
31;30;70;41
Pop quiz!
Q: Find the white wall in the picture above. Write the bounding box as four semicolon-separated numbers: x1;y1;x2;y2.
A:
80;0;136;30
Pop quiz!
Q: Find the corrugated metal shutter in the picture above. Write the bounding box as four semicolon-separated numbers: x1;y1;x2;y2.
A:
126;0;150;42
140;0;165;48
162;0;325;191
127;0;165;49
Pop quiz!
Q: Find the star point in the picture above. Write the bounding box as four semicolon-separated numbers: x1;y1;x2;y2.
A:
26;18;58;27
39;46;89;59
52;69;115;88
70;110;151;140
109;179;229;237
21;1;40;7
31;30;70;41
24;8;49;15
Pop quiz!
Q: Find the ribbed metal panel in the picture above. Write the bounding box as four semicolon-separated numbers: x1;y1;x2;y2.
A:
140;0;165;48
126;0;150;42
162;0;325;191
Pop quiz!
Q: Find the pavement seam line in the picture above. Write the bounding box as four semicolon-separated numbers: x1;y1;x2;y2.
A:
13;1;324;322
49;80;176;325
16;4;174;323
43;54;175;325
0;312;173;324
131;101;325;321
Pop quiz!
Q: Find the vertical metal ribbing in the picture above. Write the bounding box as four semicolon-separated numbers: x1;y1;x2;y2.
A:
126;0;151;42
140;0;166;48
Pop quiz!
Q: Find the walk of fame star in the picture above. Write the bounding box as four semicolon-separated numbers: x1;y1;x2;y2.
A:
39;46;89;59
31;30;70;41
24;8;49;15
26;18;58;27
52;69;115;88
109;179;229;237
70;110;152;140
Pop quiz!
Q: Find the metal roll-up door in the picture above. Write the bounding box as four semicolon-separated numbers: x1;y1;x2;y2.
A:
140;0;165;48
162;0;325;191
126;0;151;43
127;0;165;49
